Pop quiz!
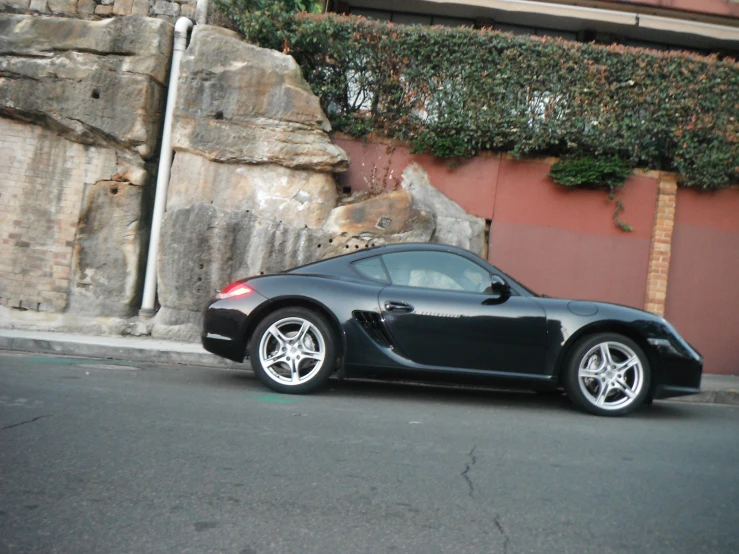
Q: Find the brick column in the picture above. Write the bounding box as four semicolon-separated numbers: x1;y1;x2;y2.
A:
644;172;678;316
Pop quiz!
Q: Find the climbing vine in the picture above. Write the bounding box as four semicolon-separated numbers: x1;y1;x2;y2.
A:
549;157;634;231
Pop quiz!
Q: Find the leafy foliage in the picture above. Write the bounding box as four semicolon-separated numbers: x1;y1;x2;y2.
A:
215;2;739;190
548;157;632;192
549;157;634;231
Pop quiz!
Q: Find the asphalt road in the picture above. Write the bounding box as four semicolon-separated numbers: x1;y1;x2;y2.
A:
1;352;738;554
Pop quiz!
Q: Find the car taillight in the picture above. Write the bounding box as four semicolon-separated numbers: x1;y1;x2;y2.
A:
215;282;253;300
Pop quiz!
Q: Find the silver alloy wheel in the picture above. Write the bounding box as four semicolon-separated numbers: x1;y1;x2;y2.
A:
577;341;645;411
258;317;326;386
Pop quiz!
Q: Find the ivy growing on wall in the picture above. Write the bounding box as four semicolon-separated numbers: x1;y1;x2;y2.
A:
549;157;634;231
215;1;739;191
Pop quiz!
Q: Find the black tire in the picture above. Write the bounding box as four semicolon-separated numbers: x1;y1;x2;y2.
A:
562;333;651;417
249;307;337;394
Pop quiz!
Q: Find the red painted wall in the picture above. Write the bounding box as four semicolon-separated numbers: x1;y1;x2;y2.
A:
334;138;498;220
665;188;739;375
488;158;658;308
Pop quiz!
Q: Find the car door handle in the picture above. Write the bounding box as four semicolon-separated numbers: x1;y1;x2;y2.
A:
384;301;414;313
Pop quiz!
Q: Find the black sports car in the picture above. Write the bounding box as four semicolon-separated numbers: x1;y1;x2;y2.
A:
202;243;702;416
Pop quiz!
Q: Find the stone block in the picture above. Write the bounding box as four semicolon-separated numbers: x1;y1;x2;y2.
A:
168;152;338;229
112;0;134;15
0;118;126;316
152;0;180;16
401;164;487;257
48;0;77;12
324;191;432;237
1;0;30;9
94;4;113;14
48;0;77;11
180;3;195;18
76;0;95;13
29;0;48;11
130;0;147;14
173;25;349;173
67;180;151;318
0;15;173;160
157;205;235;312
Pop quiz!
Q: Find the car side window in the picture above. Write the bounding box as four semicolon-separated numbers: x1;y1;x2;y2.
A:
381;251;491;293
352;256;390;283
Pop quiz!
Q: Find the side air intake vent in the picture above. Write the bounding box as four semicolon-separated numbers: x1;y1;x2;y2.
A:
353;311;394;348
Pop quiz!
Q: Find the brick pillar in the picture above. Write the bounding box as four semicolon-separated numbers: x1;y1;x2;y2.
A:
644;172;678;316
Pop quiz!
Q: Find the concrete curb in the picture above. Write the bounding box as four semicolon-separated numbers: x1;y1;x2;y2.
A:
666;390;739;407
0;331;245;370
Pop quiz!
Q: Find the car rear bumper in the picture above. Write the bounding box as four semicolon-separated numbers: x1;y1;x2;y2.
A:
202;332;245;363
201;292;267;362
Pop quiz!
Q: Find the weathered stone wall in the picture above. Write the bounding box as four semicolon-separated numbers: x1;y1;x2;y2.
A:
0;0;196;23
0;14;171;316
152;26;485;340
0;119;118;311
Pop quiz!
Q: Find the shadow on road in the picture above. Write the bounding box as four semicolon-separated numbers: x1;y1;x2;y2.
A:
215;368;586;415
210;367;699;420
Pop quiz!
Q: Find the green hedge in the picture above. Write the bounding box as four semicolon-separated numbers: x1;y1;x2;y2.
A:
216;1;739;190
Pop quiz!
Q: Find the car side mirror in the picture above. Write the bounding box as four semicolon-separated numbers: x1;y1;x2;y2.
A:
489;275;511;297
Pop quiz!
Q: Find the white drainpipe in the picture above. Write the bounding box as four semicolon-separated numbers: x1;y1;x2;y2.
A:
196;0;209;25
140;16;194;317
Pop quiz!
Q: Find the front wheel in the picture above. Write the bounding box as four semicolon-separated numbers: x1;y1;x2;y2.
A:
563;333;651;417
249;307;337;394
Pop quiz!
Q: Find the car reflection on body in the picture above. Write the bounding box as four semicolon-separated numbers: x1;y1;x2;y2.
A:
202;243;702;416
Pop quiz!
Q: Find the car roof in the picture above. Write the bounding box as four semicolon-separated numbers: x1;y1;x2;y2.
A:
351;242;477;258
287;242;480;272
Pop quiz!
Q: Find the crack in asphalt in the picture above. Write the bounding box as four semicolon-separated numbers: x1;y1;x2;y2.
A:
494;515;510;554
460;444;477;498
460;445;511;552
1;415;51;432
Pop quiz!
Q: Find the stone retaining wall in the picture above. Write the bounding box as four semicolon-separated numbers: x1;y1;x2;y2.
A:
0;0;194;23
0;120;118;312
0;14;172;316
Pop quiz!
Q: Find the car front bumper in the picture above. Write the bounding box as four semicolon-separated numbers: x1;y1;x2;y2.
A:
651;342;703;400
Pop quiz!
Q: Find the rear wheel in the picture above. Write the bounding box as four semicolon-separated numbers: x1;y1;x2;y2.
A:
249;307;336;394
563;333;650;416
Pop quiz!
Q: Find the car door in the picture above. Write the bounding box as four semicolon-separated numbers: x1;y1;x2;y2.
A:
376;251;547;375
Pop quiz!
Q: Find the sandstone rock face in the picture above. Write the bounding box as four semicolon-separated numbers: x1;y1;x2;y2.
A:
157;201;424;321
156;162;483;330
0;119;121;313
0;15;169;317
0;0;30;9
172;26;349;172
324;191;434;238
142;23;484;336
401;164;487;257
168;152;337;229
67;180;151;317
157;206;332;315
0;14;172;160
47;0;77;14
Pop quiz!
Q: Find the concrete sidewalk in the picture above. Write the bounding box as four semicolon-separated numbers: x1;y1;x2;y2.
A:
0;328;243;369
0;328;737;406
